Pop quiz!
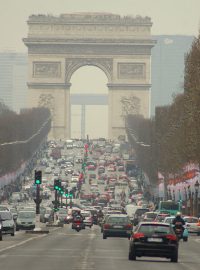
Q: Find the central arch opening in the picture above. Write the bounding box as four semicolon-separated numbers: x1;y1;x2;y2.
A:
70;66;108;139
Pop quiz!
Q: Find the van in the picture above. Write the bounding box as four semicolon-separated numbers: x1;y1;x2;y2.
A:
125;204;141;220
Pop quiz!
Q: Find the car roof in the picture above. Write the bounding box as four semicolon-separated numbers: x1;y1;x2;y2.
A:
139;221;171;226
108;214;128;217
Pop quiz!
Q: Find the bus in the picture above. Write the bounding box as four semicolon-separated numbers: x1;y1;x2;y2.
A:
158;200;182;216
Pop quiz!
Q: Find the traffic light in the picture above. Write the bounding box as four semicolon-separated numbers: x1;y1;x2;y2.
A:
54;179;61;190
59;185;64;194
34;170;42;185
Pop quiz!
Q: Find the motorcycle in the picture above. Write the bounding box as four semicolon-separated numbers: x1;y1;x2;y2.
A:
72;219;85;232
173;221;186;241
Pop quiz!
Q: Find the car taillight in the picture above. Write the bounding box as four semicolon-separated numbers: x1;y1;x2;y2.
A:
75;221;81;224
166;234;177;241
133;232;144;239
104;224;111;229
125;224;133;229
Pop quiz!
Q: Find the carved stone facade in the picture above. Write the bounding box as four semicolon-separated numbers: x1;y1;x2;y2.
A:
24;13;155;139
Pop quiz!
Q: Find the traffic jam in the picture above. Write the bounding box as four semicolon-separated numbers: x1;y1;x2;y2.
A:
0;138;200;264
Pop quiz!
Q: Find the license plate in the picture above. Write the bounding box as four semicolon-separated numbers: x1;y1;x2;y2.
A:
148;238;163;242
114;225;123;229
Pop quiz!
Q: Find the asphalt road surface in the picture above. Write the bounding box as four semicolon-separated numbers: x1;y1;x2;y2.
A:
0;225;200;270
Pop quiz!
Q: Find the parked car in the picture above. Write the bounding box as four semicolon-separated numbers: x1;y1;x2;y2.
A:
129;222;179;262
0;219;2;240
16;210;36;231
0;211;15;236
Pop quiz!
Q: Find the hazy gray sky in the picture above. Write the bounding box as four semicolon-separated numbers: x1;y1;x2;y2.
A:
1;0;199;138
0;0;200;51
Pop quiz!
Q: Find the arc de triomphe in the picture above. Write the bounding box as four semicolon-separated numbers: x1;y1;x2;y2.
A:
23;13;155;139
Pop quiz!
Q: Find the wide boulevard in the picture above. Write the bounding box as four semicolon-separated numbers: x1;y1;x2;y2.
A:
0;225;199;270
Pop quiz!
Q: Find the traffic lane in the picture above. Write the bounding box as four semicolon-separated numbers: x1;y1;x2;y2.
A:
0;226;61;252
0;224;200;270
0;224;97;270
94;233;200;270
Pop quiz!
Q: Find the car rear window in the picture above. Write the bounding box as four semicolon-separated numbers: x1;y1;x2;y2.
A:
138;224;171;234
135;209;149;216
184;217;198;223
108;216;130;224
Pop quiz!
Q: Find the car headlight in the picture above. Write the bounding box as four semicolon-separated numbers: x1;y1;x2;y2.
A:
0;224;2;230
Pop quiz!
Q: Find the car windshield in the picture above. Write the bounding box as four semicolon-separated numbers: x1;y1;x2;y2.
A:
0;211;13;220
138;224;171;234
18;212;36;219
135;209;149;216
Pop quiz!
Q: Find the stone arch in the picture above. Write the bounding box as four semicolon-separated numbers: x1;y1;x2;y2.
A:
65;58;113;84
24;13;155;139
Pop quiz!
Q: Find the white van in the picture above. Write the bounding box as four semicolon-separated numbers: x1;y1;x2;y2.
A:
125;204;141;219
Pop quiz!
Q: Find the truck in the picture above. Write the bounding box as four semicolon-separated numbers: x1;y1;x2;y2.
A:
125;159;137;176
114;181;130;203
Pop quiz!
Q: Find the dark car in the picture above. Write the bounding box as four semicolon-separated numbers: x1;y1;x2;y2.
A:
129;222;178;262
0;219;2;240
0;211;15;236
102;214;133;239
132;208;149;225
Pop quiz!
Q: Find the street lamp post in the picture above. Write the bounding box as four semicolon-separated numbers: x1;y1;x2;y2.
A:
173;190;175;201
194;180;199;216
191;192;194;216
188;185;191;215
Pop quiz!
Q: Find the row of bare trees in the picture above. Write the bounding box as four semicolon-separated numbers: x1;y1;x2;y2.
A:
126;34;200;184
0;105;51;176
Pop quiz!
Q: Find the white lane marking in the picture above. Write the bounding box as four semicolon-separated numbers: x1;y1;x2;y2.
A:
0;234;45;253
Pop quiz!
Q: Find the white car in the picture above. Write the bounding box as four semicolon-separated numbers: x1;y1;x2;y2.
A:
81;211;93;228
184;216;200;235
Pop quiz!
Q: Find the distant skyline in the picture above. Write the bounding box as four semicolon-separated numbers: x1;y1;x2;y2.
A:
0;0;200;52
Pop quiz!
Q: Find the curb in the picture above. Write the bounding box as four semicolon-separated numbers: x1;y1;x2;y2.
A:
46;224;64;228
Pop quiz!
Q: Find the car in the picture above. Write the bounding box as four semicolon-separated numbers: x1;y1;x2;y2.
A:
0;205;10;211
81;211;93;227
0;211;15;236
16;210;36;230
98;166;105;174
118;166;125;172
154;213;170;222
88;164;96;171
140;211;158;222
44;207;54;223
183;216;200;235
45;167;52;174
132;208;150;225
0;219;2;240
102;214;132;239
129;222;179;262
56;208;68;223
